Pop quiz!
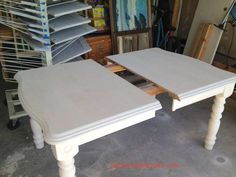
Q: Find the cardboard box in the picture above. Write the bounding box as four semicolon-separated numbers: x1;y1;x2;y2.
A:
91;19;106;28
89;7;104;18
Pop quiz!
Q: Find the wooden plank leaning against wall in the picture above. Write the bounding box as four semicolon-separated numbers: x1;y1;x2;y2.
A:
184;0;235;64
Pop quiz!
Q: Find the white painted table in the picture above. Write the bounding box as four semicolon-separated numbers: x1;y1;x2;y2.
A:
15;60;162;177
107;48;236;150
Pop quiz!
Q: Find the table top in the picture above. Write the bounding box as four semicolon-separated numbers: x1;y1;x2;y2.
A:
107;48;236;100
15;60;161;143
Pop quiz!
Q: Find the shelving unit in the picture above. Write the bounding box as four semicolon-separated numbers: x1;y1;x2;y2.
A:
0;0;96;126
0;0;95;70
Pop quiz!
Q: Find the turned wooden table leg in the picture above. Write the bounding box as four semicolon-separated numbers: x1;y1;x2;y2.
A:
30;119;44;149
52;144;79;177
58;158;76;177
205;94;226;150
205;84;235;150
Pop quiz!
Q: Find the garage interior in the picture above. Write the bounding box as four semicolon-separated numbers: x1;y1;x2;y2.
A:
0;0;236;177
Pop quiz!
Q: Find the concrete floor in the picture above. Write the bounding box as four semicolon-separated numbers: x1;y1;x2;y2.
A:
0;76;236;177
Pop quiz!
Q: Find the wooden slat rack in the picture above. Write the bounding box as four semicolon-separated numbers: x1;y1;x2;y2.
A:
0;0;96;123
0;0;95;73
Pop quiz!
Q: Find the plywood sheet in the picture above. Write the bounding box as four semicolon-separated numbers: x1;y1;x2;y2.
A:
52;37;91;64
184;0;235;64
50;24;96;44
107;48;236;100
48;1;91;17
49;14;90;31
177;0;199;39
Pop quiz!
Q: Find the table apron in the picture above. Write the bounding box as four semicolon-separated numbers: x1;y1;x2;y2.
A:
172;83;235;111
46;108;158;146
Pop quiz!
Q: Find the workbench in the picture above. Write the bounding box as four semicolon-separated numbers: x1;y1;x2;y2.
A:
15;48;236;177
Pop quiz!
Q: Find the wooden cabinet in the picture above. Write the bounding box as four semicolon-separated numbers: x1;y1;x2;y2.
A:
85;35;112;65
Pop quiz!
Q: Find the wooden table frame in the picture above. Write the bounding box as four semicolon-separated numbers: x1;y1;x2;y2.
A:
105;61;166;96
16;60;162;177
105;57;236;151
16;49;236;177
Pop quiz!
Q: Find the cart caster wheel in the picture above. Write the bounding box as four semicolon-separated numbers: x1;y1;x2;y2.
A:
7;119;21;130
3;98;7;106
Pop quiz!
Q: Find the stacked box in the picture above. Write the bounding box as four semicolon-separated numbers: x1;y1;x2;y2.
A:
89;6;107;31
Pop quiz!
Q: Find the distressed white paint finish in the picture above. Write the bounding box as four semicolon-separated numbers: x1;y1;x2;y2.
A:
15;60;161;144
30;119;44;149
107;48;236;101
52;144;78;177
107;48;236;150
15;60;161;177
172;85;225;111
205;83;235;150
57;159;76;177
183;0;235;64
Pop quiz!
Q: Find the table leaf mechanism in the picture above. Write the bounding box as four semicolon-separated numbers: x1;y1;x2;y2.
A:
15;48;236;177
0;0;95;125
106;48;236;150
